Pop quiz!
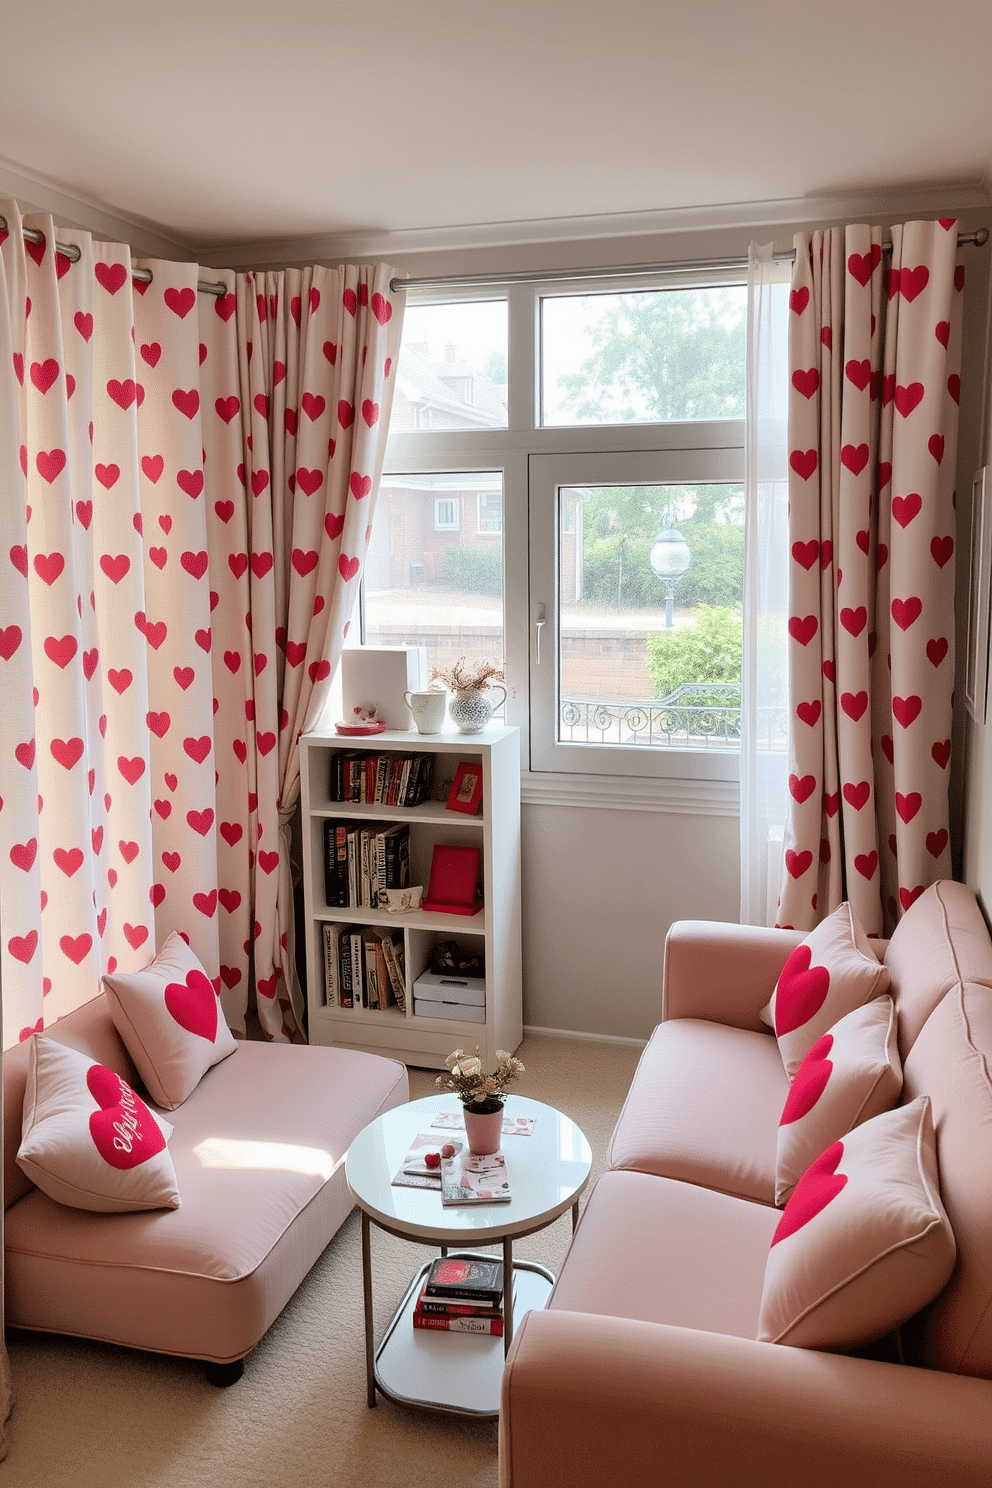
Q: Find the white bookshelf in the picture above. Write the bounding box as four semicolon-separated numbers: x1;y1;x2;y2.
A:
299;726;522;1069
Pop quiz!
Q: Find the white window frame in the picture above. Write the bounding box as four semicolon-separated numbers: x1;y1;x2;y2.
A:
381;272;747;813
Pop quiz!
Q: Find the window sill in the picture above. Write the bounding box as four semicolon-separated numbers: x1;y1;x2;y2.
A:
520;770;740;816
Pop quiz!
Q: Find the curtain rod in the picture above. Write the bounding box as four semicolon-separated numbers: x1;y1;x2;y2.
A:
0;217;228;298
390;227;990;294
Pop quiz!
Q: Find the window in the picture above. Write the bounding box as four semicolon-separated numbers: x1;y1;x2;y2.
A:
364;471;504;698
434;497;460;531
378;275;751;796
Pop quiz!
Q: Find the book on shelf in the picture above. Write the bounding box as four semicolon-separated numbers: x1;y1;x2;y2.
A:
440;1149;510;1207
348;929;366;1008
374;822;410;908
322;821;349;907
412;1283;504;1335
425;1255;504;1307
328;751;436;807
321;922;345;1006
380;930;407;1010
373;935;392;1008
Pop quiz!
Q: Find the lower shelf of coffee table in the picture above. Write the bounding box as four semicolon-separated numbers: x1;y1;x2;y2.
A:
374;1256;555;1418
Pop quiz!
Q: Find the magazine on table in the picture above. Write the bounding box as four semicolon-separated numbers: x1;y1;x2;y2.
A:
390;1132;465;1191
431;1110;535;1137
440;1148;511;1205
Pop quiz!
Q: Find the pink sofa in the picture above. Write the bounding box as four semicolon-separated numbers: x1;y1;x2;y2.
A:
3;994;408;1383
500;880;992;1488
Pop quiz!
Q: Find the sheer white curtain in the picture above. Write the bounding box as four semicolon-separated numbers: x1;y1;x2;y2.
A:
741;243;791;925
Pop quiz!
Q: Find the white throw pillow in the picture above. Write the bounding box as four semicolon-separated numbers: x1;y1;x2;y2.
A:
102;931;237;1110
775;996;903;1205
18;1037;179;1213
763;902;890;1079
759;1097;955;1350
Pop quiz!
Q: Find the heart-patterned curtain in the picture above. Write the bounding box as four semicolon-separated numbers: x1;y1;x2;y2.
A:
779;219;963;935
0;200;402;1046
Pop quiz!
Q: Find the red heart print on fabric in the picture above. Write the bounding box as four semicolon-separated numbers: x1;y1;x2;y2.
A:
796;701;821;727
932;739;951;769
772;1141;847;1244
338;554;360;582
361;398;381;426
123;925;148;952
854;850;878;880
840;606;867;637
142;454;164;483
183;736;211;764
324;512;344;541
840;691;868;722
193;890;218;918
30;358;59;395
53;848;83;877
74;311;93;341
780;1034;834;1125
790;449;818;481
291;548;319;577
371;292;392;325
900;885;926;912
789;287;809;315
219;889;242;913
927;637;949;667
107;378;136;410
177;469;204;499
215;396;240;424
87;1065;165;1170
930;535;953;567
172;388;199;419
51;737;84;770
140;342;161;368
36;449;66;484
181;550;208;580
892;493;922;528
892;695;922;729
10;839;38;872
843;780;870;811
774;944;830;1035
894;383;924;418
15;739;36;769
95;262;127;295
301;393;326;422
791;540;819;571
0;625;23;660
33;552;64;586
788;773;816;804
10;545;27;576
847;245;881;286
845;359;871;391
895;792;922;823
900;265;929;302
840;443;869;476
187;808;214;836
251;470;269;497
788;615;818;647
891;596;922;631
337;399;355;429
165;968;217;1041
164;286;196;319
927;829;949;859
44;634;77;669
8;931;38;964
296;468;323;496
100;554;130;584
60;933;92;965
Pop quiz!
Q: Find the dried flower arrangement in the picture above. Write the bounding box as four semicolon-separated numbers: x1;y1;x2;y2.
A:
429;657;505;692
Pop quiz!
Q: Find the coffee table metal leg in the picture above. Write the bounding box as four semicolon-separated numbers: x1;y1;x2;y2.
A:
502;1234;514;1356
361;1209;376;1407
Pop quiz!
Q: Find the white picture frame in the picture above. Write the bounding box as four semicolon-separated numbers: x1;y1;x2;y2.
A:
965;466;992;723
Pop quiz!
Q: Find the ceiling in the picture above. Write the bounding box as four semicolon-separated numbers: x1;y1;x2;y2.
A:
3;0;992;254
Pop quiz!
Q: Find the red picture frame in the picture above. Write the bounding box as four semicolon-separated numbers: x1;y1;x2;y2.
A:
446;761;483;815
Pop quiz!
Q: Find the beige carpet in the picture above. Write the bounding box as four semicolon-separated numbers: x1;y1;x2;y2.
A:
1;1033;642;1488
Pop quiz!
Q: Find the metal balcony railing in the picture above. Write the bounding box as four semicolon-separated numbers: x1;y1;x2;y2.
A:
558;683;751;749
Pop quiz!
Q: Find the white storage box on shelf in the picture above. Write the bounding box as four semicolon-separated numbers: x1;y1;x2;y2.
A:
413;969;487;1022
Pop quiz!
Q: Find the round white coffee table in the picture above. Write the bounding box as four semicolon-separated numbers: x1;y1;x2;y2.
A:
345;1092;592;1418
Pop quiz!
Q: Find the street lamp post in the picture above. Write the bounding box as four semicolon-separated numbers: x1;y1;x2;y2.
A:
649;519;692;630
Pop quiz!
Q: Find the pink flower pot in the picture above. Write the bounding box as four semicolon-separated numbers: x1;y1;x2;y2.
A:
463;1107;503;1155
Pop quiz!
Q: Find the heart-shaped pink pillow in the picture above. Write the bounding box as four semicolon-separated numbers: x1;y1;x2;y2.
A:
759;1097;955;1350
763;902;890;1079
103;931;237;1109
775;996;902;1205
17;1037;179;1212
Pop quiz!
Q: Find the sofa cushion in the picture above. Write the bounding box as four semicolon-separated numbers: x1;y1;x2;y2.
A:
549;1169;779;1339
607;1019;786;1205
102;932;238;1110
901;980;992;1375
764;902;889;1079
17;1038;179;1213
775;996;902;1205
883;879;992;1057
758;1097;955;1350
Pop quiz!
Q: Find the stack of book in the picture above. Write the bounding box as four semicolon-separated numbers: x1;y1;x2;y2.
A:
323;820;410;910
412;1256;506;1336
321;923;406;1010
329;751;435;807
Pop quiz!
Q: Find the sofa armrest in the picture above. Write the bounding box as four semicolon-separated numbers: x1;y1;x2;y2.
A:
500;1310;992;1488
662;918;805;1029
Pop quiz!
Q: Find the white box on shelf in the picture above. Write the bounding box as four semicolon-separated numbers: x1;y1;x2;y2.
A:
413;971;486;1007
414;997;487;1024
340;647;426;731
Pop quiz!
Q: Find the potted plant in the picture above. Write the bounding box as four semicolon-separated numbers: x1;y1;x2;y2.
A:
429;657;507;734
436;1047;525;1154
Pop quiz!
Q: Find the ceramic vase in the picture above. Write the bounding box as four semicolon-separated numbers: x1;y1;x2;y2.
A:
463;1106;504;1155
448;684;506;735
